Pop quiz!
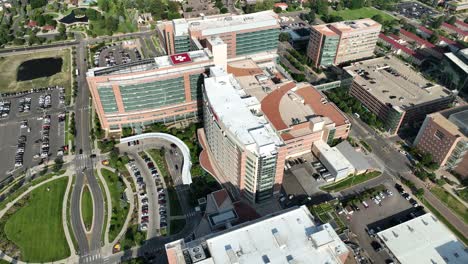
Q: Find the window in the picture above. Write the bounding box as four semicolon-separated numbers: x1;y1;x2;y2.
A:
434;130;445;140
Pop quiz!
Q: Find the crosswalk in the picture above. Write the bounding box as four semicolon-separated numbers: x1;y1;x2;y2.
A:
80;251;103;264
75;154;91;171
185;211;197;218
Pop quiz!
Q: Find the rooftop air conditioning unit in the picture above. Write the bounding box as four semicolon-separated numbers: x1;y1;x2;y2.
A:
189;245;207;262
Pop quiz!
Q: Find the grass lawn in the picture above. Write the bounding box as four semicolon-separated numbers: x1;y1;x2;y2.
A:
321;171;382;192
4;178;70;262
0;49;71;93
169;219;186;235
81;185;93;231
329;7;396;22
430;186;468;225
101;168;129;242
421;197;468;245
309;200;346;232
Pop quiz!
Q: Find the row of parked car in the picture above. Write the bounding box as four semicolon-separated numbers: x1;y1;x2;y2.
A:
15;135;27;167
142;154;168;230
38;94;52;109
18;97;32;113
129;161;149;230
0;100;11;118
395;184;419;208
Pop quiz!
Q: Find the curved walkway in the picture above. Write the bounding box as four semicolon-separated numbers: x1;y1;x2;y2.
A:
0;172;78;264
120;133;193;184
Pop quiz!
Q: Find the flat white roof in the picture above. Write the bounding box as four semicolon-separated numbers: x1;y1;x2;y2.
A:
206;206;348;264
204;67;281;156
315;140;354;173
445;52;468;74
173;11;279;37
377;213;468;264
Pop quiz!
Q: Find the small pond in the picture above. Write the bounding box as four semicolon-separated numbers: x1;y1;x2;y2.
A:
17;58;63;81
59;8;89;24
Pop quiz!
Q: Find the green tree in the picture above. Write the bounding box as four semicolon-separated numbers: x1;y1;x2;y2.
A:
428;32;439;44
314;0;329;15
371;14;383;24
349;0;365;9
30;0;47;9
447;16;457;25
432;16;444;29
221;7;228;14
416;188;425;197
53;157;64;172
274;6;282;13
279;32;291;42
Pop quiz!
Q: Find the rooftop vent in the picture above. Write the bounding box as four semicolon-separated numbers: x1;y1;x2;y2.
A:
422;219;429;225
262;255;271;264
225;245;239;264
272;228;287;249
392;231;399;238
407;225;414;232
189;245;207;262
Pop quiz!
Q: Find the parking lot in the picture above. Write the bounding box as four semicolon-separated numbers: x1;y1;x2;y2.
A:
94;43;142;68
395;2;439;20
346;180;425;264
0;88;66;180
122;140;168;238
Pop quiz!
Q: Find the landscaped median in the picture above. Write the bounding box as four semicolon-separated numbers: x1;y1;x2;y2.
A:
320;171;382;192
81;185;93;231
1;177;70;262
100;168;129;242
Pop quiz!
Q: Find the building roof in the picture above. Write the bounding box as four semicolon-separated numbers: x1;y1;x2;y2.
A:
377;213;468;264
204;67;282;156
455;19;468;29
165;206;349;264
379;33;424;60
335;141;371;172
89;49;212;78
329;18;381;33
311;24;339;37
212;189;230;209
444;52;468;74
442;22;468;36
399;29;436;48
314;140;354;174
172;10;279;37
344;56;452;110
418;26;433;35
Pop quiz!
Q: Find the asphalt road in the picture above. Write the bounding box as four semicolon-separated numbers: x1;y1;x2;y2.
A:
71;36;106;263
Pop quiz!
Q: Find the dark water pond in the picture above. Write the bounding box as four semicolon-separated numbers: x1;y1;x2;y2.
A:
17;58;63;81
59;8;88;24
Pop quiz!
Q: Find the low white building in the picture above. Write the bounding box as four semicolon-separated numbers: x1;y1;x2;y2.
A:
165;205;350;264
312;140;355;181
377;213;468;264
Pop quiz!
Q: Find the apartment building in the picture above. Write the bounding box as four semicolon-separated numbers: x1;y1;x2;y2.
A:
158;10;280;58
344;56;455;135
165;206;350;264
413;106;468;176
307;18;381;68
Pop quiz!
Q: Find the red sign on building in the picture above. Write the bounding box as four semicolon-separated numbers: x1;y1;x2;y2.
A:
170;53;192;65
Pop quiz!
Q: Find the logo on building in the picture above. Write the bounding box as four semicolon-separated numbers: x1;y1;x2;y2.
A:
170;53;192;64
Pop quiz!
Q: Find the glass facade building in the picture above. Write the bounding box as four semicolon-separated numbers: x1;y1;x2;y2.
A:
236;29;280;55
